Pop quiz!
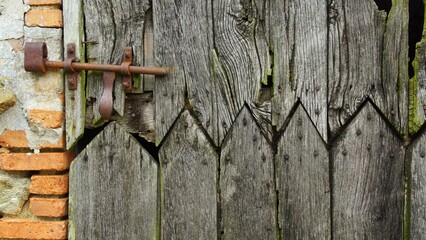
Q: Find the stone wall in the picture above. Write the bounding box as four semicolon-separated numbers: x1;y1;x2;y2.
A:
0;1;73;239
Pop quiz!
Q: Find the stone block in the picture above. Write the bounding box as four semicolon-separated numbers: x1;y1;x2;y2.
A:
0;170;30;215
0;85;16;114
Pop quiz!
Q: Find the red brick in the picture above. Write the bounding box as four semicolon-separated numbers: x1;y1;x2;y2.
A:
0;130;28;148
30;174;69;195
25;9;63;28
30;198;68;217
0;219;67;239
0;130;65;150
28;109;64;128
27;0;62;5
0;152;74;171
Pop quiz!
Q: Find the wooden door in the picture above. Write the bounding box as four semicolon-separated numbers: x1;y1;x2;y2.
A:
65;0;426;239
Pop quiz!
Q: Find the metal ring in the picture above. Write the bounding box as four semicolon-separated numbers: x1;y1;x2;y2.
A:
64;57;76;73
120;62;131;76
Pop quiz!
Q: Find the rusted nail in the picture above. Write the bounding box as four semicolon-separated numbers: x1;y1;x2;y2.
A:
298;132;303;140
342;149;347;156
298;118;302;126
315;108;320;115
313;150;319;157
390;152;395;158
202;159;208;165
367;113;372;121
367;144;371;150
183;122;188;128
391;110;396;115
315;86;320;91
356;129;361;136
423;105;426;110
420;152;425;158
242;118;247;126
284;154;289;160
222;122;228;128
261;154;266;162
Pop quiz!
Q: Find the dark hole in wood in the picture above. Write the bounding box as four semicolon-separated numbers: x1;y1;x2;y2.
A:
131;133;159;161
75;125;107;155
373;0;392;14
409;0;425;78
75;124;159;161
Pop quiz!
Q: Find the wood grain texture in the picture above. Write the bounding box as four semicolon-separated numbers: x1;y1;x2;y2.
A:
276;104;330;239
270;0;328;140
328;1;409;136
64;0;85;150
153;0;211;144
211;0;271;145
332;102;404;239
411;130;426;239
220;106;276;239
154;0;272;146
83;0;150;126
159;111;217;239
69;122;158;240
412;24;426;133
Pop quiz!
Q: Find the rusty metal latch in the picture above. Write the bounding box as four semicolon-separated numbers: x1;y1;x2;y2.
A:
24;42;169;120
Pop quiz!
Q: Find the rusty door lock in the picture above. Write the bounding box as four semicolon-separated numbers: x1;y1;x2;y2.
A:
24;42;169;120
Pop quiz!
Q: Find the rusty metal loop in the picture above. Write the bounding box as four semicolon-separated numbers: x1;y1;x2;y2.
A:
64;57;76;73
120;62;131;76
99;72;116;120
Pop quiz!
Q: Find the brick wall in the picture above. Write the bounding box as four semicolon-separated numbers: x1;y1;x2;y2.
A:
0;0;73;239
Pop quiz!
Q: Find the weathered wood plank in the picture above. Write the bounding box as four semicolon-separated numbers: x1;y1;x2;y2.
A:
63;0;85;150
153;0;210;144
332;102;404;239
83;0;150;126
270;0;328;140
410;129;426;238
159;111;217;239
211;0;271;144
220;106;276;239
154;0;271;146
69;122;158;240
143;9;154;92
328;1;409;136
276;104;330;239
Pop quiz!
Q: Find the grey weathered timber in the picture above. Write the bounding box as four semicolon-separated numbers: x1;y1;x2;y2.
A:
332;102;404;239
328;1;409;136
64;0;85;149
411;130;426;239
154;0;272;146
153;0;209;144
111;93;155;142
69;122;158;240
83;0;150;126
160;111;217;239
220;106;276;239
143;9;155;91
276;104;330;239
412;17;426;133
270;0;328;141
211;0;271;144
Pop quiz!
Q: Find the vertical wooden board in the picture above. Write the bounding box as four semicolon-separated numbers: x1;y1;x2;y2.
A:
143;9;154;92
159;111;217;239
83;0;150;125
382;0;409;134
64;0;85;150
332;102;404;239
153;0;210;144
211;0;271;144
69;122;158;240
270;0;328;140
412;18;426;133
411;130;426;238
276;104;330;239
220;106;276;239
328;0;409;136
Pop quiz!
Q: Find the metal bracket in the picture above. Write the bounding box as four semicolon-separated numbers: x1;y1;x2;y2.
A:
121;47;133;92
65;43;78;90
